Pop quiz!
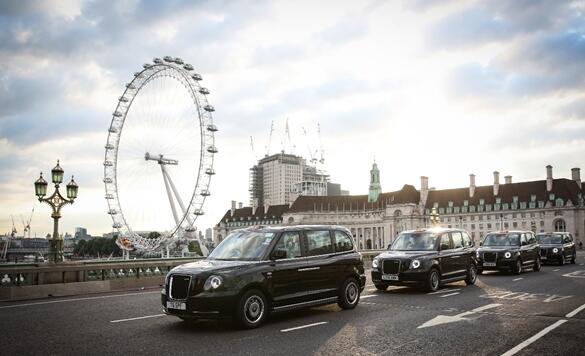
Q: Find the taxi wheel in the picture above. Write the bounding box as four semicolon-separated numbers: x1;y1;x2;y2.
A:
465;264;477;285
425;268;440;292
338;278;360;310
235;289;267;329
533;257;541;272
374;283;388;291
513;259;523;275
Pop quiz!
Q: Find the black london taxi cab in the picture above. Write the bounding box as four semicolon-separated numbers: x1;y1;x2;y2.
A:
476;231;541;274
371;228;478;292
162;225;365;328
536;232;577;265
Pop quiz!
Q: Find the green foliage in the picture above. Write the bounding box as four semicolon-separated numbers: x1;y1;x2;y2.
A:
188;240;202;256
73;237;121;257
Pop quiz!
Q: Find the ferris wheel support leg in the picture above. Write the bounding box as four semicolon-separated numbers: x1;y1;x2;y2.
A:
162;167;195;227
161;165;180;225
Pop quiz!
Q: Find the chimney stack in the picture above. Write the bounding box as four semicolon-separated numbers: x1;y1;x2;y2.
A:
420;176;429;207
546;165;553;192
505;175;512;184
572;168;581;187
493;171;500;196
252;198;258;215
469;174;476;198
231;200;236;217
238;202;243;209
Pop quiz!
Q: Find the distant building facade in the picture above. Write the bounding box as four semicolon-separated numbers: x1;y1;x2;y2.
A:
218;165;585;251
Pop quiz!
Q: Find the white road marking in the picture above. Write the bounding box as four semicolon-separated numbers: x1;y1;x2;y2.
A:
439;292;460;298
110;314;165;323
480;290;573;303
580;263;584;266
417;303;501;329
500;320;568;356
280;321;328;333
427;288;461;295
360;295;377;299
562;270;585;278
0;291;160;310
566;303;585;318
512;278;523;281
553;269;560;272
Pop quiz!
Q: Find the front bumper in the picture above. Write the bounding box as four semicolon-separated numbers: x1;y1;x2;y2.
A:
161;289;239;320
371;268;429;285
477;258;516;271
540;250;563;263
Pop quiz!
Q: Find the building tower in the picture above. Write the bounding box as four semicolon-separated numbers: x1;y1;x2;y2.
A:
368;161;382;203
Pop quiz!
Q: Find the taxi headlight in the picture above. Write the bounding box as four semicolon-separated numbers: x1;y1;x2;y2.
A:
553;248;559;254
476;251;480;258
372;258;379;269
204;275;223;291
410;259;421;269
504;252;512;259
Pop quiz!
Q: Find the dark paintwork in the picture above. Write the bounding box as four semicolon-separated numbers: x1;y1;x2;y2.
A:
161;225;365;321
537;232;577;265
477;230;540;273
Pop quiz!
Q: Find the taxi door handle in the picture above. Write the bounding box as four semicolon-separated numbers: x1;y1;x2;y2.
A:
298;267;320;272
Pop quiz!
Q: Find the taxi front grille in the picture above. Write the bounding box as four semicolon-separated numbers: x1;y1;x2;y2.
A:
169;275;191;300
540;249;548;257
483;252;497;262
383;260;400;274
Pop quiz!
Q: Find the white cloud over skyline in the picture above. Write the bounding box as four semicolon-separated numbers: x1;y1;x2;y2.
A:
1;0;584;238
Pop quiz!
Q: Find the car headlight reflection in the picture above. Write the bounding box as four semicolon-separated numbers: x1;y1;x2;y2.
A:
553;248;559;254
204;275;223;291
410;259;421;269
372;258;379;269
504;252;512;259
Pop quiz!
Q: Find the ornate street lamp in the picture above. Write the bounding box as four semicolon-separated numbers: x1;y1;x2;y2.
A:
34;160;79;263
430;207;440;227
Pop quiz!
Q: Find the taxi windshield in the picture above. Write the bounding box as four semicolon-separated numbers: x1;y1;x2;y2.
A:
208;231;275;261
390;232;438;251
536;234;563;244
483;233;520;246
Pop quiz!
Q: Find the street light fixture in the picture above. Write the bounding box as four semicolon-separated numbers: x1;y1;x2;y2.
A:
34;160;79;263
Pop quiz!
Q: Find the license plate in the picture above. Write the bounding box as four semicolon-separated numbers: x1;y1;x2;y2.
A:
483;262;496;267
167;301;186;310
382;274;399;281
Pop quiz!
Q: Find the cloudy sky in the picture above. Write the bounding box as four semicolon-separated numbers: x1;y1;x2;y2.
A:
1;0;584;238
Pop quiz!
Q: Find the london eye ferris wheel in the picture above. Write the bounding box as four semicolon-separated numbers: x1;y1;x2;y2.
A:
103;56;217;254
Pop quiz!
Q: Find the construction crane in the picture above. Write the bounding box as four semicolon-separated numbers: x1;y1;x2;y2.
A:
303;127;318;164
249;136;258;162
264;120;274;157
21;207;34;238
10;215;17;238
284;117;295;154
317;123;325;164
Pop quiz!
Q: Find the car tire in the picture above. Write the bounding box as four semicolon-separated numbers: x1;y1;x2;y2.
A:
235;289;268;329
374;283;388;291
533;257;541;272
465;264;477;285
425;268;440;292
338;278;360;310
571;253;576;264
513;259;522;275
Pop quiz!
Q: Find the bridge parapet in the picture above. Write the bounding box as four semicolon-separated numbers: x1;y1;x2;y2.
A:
0;257;203;301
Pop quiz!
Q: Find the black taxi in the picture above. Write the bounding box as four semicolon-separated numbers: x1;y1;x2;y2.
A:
477;231;541;274
371;228;478;292
162;225;365;328
536;232;577;265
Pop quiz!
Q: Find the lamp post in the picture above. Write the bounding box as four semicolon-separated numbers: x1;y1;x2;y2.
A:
430;207;440;227
34;160;78;263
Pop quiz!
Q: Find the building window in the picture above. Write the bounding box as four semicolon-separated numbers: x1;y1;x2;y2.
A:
486;205;492;211
496;197;501;204
549;193;555;201
454;206;460;213
462;206;468;213
503;203;509;210
479;199;485;205
520;202;526;209
538;201;545;208
540;220;545;227
448;201;454;208
487;223;492;229
464;200;469;206
554;219;566;232
531;194;536;202
513;222;518;228
513;196;518;203
470;205;476;212
555;198;564;207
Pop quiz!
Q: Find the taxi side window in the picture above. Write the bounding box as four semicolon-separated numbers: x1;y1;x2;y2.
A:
527;233;536;244
520;234;528;246
440;234;453;251
461;232;472;247
333;231;354;252
564;235;571;243
305;230;334;256
451;232;464;249
273;232;302;258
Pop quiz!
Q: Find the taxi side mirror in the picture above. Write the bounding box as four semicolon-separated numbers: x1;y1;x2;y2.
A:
271;249;287;260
